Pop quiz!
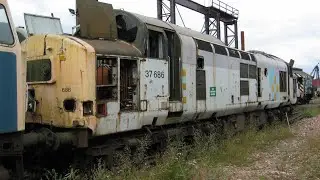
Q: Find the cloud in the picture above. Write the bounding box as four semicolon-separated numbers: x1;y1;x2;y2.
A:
7;0;320;73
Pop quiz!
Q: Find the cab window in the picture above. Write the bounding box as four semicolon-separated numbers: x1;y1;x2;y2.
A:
27;59;52;82
0;4;14;45
148;30;165;59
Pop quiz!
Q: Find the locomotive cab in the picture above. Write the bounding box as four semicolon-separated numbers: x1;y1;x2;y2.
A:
23;0;170;139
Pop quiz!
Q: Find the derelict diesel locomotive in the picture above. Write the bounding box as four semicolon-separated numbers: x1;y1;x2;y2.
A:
19;0;299;170
0;0;301;177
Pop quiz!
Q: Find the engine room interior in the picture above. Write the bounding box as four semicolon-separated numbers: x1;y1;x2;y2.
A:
96;56;138;115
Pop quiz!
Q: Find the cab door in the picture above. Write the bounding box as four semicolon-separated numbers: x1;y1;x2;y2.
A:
140;26;169;126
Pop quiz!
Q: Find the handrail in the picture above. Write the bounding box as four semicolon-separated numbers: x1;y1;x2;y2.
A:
210;0;239;18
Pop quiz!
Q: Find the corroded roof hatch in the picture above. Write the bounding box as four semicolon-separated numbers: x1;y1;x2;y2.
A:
76;0;117;40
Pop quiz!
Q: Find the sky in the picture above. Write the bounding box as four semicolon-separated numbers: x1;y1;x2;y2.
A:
7;0;320;73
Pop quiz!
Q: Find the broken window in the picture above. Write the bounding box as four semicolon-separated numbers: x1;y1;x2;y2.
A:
148;30;164;59
115;14;138;43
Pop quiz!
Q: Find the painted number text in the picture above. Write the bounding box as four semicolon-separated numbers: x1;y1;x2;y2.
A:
145;70;164;78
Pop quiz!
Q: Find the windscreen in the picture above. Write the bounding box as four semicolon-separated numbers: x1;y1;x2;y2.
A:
0;4;14;45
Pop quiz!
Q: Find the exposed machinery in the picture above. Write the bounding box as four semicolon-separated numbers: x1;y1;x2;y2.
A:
0;0;303;178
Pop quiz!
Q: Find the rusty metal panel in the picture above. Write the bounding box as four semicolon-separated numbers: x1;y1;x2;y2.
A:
24;13;63;36
77;0;117;40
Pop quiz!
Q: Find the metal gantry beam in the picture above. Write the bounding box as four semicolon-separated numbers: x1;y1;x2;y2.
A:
157;0;239;49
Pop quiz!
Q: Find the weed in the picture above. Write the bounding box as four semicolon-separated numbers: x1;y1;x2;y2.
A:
302;106;320;118
51;121;295;180
298;135;320;179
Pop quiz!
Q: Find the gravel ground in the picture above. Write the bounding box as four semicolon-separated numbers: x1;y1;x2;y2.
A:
222;110;320;180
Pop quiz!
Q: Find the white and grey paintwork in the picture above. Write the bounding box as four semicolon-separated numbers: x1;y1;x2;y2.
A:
94;10;297;136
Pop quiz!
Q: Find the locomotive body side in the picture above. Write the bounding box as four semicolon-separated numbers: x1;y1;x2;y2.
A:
251;51;289;109
24;7;298;140
0;0;26;178
0;0;25;134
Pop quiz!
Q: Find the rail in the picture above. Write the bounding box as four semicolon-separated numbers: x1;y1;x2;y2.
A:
210;0;239;18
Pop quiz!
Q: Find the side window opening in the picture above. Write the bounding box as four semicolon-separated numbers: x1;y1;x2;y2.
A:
148;30;164;59
249;65;256;79
227;48;240;58
197;56;204;69
240;51;250;60
212;44;227;56
195;39;212;52
280;71;287;92
257;68;262;97
240;63;248;78
0;4;14;45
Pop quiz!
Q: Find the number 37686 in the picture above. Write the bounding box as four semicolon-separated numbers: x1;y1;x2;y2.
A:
145;70;164;78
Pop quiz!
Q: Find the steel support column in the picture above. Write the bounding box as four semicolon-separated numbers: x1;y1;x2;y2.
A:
224;23;228;46
234;20;238;49
170;0;176;24
157;0;163;20
204;15;209;34
216;15;221;40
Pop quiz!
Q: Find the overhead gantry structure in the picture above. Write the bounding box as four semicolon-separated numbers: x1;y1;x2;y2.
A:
157;0;239;49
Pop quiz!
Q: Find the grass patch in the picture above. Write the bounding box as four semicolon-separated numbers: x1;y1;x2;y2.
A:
45;123;294;180
207;123;294;167
297;135;320;179
302;106;320;118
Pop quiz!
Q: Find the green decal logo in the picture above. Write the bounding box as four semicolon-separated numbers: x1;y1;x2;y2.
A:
210;87;216;97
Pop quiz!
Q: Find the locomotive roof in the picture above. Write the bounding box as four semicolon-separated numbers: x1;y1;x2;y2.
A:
118;10;225;46
248;50;288;64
